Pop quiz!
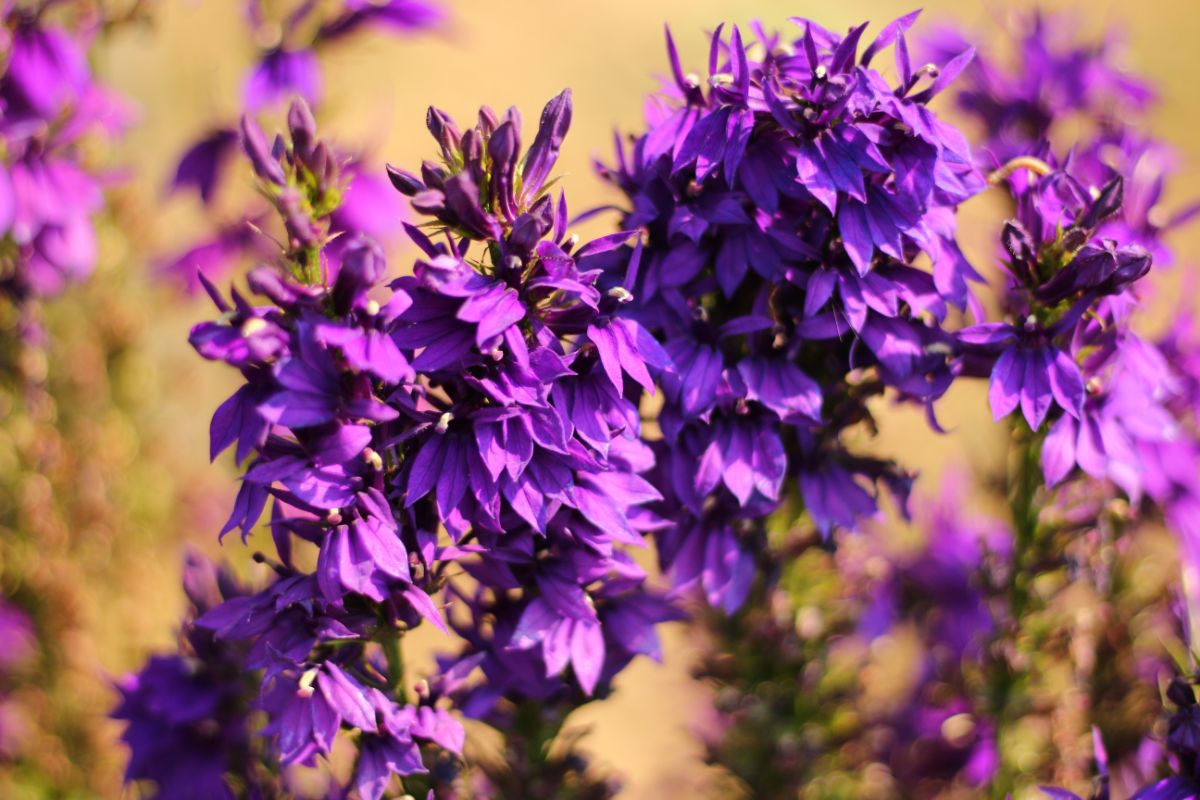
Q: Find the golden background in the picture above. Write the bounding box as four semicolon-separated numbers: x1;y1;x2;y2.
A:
49;0;1200;796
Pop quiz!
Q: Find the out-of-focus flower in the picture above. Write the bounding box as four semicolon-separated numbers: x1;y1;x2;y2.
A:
0;7;130;308
160;0;443;292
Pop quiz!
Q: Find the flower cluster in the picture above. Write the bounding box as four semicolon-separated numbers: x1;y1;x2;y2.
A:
384;89;680;725
925;12;1154;164
161;0;441;291
118;89;678;798
599;13;984;611
110;6;1200;798
959;162;1169;500
112;554;266;799
121;102;464;799
0;2;130;309
940;10;1200;543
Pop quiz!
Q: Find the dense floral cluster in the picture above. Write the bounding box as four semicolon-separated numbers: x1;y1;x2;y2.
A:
599;14;983;613
384;90;680;718
112;554;265;799
118;89;679;797
107;6;1200;799
0;2;129;310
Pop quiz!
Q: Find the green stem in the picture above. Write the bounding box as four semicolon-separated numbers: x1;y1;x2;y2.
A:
382;627;406;703
1008;423;1044;621
988;422;1049;799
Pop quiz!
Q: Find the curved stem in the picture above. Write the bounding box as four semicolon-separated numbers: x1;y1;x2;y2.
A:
988;156;1054;186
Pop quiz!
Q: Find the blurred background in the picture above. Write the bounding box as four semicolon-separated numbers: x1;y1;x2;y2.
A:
4;0;1199;796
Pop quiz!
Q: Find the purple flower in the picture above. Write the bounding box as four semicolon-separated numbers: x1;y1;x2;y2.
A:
170;128;239;204
2;22;90;120
960;322;1084;430
244;48;322;111
318;0;444;41
112;555;265;800
0;11;129;305
592;13;984;616
927;12;1154;164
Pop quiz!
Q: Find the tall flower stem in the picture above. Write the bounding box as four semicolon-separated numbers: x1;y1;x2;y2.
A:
988;423;1061;798
1008;423;1046;623
382;626;406;702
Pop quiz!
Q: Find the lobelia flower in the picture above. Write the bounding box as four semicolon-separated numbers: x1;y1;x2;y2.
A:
244;48;322;112
929;12;1198;273
0;5;130;307
924;12;1154;165
123;90;676;797
169;127;239;204
112;553;268;800
597;12;982;610
959;157;1173;501
385;89;680;722
120;102;465;799
317;0;445;41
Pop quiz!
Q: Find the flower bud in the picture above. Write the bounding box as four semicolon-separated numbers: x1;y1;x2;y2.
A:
386;164;425;196
240;115;286;186
426;106;461;160
287;97;318;161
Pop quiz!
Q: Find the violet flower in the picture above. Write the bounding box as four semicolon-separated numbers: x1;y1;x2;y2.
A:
123;90;676;797
959;158;1171;500
0;7;129;306
112;554;267;799
598;12;981;610
386;90;679;716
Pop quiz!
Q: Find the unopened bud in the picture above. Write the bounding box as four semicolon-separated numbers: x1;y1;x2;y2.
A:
287;97;317;159
385;164;424;196
239;115;286;186
426;106;461;159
